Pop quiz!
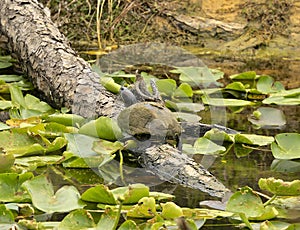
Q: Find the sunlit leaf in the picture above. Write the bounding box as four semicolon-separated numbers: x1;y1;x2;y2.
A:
258;178;300;196
118;220;138;230
204;128;234;143
257;75;284;94
96;208;118;230
234;134;274;146
229;71;257;80
155;79;177;97
202;97;254;107
14;155;62;168
271;133;300;159
0;172;33;202
23;175;85;213
193;137;226;155
44;113;85;127
0;122;11;130
226;187;265;218
0;101;12;110
100;76;121;94
174;83;193;97
149;192;175;202
127;197;156;218
81;184;116;204
111;183;149;204
78;117;122;141
161;202;183;219
58;209;95;230
225;82;246;92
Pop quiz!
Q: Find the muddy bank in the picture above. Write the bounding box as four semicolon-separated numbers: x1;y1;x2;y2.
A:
40;0;299;87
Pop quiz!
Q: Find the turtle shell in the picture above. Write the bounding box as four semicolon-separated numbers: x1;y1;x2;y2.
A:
117;102;181;140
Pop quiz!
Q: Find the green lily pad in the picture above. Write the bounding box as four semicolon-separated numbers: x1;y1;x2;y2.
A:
155;79;177;97
258;177;300;196
234;134;274;146
58;209;96;230
174;112;202;123
204;128;234;143
271;159;300;173
0;204;15;229
248;107;286;128
0;101;12;110
225;82;246;92
0;122;10;131
0;153;15;172
78;116;122;141
257;75;284;94
118;220;138;230
92;139;123;155
193;137;226;155
96;208;118;230
161;202;183;219
271;133;300;159
0;172;33;202
226;186;264;218
44;113;85;127
202;97;254;107
174;83;193;97
127;197;156;218
23;175;85;213
229;71;258;80
263;88;300;105
81;184;116;204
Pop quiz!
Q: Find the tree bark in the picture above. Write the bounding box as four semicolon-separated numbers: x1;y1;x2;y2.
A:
0;0;117;118
0;0;230;198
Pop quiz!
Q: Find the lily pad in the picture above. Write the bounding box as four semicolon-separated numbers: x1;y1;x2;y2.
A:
0;101;12;110
257;75;284;94
23;175;85;213
0;204;15;229
81;184;116;204
58;209;96;230
248;107;286;128
161;202;183;219
271;133;300;159
193;137;226;155
0;172;33;202
127;197;156;218
263;88;300;105
155;79;177;97
78;116;122;141
258;178;300;196
202;97;254;107
229;71;258;80
174;83;193;97
234;134;274;146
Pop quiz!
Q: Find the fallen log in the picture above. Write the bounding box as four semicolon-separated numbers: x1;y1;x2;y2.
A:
0;0;231;198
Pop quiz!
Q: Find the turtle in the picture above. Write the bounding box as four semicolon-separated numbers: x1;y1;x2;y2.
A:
117;73;181;146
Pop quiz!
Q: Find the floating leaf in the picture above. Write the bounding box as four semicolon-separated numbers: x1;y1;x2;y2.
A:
23;175;85;213
111;183;149;204
44;113;85;127
58;209;95;230
202;97;254;107
229;71;257;80
225;82;246;92
234;134;274;146
92;139;123;155
81;184;116;204
257;75;284;94
0;172;33;202
127;197;156;218
226;187;276;220
155;79;177;97
271;133;300;159
0;101;12;110
193;137;226;155
78;117;122;141
174;83;193;97
118;220;138;230
263;88;300;105
0;153;15;172
175;112;202;123
100;76;121;94
161;202;183;219
0;204;15;230
271;159;300;173
248;107;286;128
204;128;234;143
258;178;300;196
96;208;118;230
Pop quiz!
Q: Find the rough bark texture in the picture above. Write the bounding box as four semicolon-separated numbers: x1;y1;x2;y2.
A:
0;0;116;118
0;0;230;198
